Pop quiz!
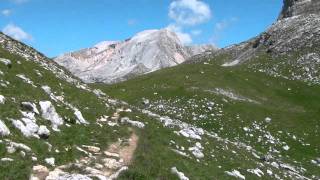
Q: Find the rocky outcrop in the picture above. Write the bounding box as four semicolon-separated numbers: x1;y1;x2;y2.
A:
54;29;216;84
188;0;320;84
278;0;320;20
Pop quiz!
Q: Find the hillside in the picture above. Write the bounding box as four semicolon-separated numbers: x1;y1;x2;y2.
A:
1;0;320;179
0;32;144;179
189;0;320;85
2;29;319;179
93;0;320;179
97;54;320;179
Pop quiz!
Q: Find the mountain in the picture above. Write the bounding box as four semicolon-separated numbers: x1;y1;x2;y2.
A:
190;0;320;85
54;29;216;84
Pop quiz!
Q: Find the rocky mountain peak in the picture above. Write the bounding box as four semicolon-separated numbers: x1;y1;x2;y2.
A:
278;0;320;20
55;29;216;84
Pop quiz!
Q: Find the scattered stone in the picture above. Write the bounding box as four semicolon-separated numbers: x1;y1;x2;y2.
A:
171;167;189;180
74;109;89;124
0;95;5;104
11;118;39;138
179;127;204;140
20;102;40;114
142;98;150;105
265;117;272;123
82;145;100;153
0;119;10;136
20;151;26;157
31;165;49;180
104;151;120;158
1;158;13;162
8;141;31;152
283;145;290;151
225;170;246;179
102;158;122;169
0;58;12;67
120;117;145;128
188;142;204;159
39;101;63;131
38;125;50;139
247;168;264;177
32;156;38;161
45;157;55;166
16;74;36;87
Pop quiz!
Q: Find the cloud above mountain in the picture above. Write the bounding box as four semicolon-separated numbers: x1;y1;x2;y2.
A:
2;24;33;41
169;0;211;26
167;0;212;45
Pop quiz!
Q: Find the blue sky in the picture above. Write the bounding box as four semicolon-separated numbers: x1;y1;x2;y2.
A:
0;0;282;57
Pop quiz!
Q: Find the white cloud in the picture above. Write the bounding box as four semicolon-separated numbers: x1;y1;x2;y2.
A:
1;9;12;16
2;24;33;41
169;0;211;26
166;24;192;44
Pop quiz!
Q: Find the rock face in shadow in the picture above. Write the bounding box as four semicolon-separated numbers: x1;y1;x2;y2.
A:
278;0;320;20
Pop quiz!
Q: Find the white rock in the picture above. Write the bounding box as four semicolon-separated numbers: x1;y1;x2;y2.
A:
32;156;38;161
1;158;14;162
283;145;290;151
38;125;50;137
179;127;204;140
225;170;245;179
265;117;272;123
39;101;63;130
0;119;10;136
20;151;26;157
188;142;204;159
171;167;189;180
74;109;89;124
12;119;39;138
0;58;12;66
104;151;120;158
7;142;31;152
247;168;264;177
120;117;145;128
16;74;36;87
41;85;52;94
45;157;55;166
57;174;92;180
82;145;100;153
0;95;5;104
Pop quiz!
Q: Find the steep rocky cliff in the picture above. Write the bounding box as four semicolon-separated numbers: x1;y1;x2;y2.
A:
278;0;320;19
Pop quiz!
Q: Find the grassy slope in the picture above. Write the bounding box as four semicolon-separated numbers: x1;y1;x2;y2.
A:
0;47;130;179
96;55;320;179
1;40;319;179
